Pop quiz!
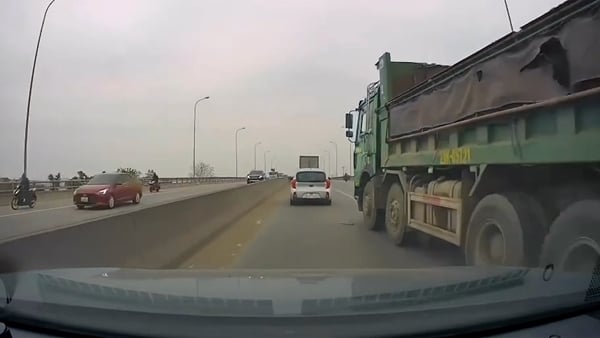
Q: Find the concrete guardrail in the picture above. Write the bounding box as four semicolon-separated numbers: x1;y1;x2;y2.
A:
0;179;287;273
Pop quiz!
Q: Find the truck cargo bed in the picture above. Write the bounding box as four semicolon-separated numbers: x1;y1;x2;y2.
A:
386;87;600;167
387;0;600;139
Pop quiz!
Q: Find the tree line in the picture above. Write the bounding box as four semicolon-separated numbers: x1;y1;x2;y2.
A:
45;161;216;183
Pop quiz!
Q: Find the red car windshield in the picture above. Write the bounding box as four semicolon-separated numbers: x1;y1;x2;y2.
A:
86;174;119;185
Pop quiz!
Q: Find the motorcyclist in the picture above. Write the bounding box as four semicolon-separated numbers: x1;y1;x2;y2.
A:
343;173;350;182
151;172;159;184
17;173;31;203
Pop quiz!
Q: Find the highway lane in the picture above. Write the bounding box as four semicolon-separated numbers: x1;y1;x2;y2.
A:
0;182;243;243
180;180;464;269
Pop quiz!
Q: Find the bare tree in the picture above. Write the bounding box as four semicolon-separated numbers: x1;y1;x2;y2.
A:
116;167;141;178
76;171;88;180
190;162;215;177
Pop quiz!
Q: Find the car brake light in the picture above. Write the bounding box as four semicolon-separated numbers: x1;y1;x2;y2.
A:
291;179;297;189
325;179;331;189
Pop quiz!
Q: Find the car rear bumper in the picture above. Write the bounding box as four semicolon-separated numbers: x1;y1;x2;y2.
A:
247;178;264;184
290;190;330;201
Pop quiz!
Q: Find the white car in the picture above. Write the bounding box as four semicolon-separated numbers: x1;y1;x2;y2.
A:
290;168;331;205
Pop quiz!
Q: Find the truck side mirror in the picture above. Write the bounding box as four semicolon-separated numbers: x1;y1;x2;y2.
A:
345;113;353;129
345;130;354;138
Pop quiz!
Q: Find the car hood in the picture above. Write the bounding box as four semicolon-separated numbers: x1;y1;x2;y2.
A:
1;266;595;316
1;266;597;337
75;185;111;194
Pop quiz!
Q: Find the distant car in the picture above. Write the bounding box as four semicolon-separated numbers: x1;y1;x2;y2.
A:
267;172;277;180
73;173;143;209
247;170;266;184
290;168;331;205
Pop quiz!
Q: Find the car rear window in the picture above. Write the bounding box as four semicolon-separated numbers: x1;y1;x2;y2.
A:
249;171;263;175
296;171;326;182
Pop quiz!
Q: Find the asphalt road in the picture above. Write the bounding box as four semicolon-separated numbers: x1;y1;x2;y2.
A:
0;183;243;243
180;180;464;269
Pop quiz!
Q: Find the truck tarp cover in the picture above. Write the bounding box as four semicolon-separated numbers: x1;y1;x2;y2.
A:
389;4;600;138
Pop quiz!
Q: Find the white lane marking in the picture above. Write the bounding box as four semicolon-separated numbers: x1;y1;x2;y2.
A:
334;188;356;201
0;205;74;218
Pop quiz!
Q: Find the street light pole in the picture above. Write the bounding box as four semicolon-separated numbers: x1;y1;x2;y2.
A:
193;96;210;177
329;140;338;177
235;127;246;177
324;150;331;176
23;0;56;177
254;142;261;169
263;150;270;172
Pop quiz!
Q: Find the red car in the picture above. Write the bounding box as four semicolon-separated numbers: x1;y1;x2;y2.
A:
73;173;143;209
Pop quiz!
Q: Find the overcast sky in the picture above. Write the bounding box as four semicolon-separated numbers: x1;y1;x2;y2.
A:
0;0;564;179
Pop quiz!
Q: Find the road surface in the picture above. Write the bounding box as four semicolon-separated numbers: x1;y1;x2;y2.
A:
0;183;242;243
180;180;464;269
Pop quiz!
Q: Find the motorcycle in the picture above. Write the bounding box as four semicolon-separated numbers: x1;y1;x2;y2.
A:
10;187;37;210
149;180;160;193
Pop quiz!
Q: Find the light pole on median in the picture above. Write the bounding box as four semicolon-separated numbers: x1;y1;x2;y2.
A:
263;150;270;173
253;141;261;169
23;0;56;177
192;96;210;177
235;127;246;178
323;150;331;177
329;140;338;177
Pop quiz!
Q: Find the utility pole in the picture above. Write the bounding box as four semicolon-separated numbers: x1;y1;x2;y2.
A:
324;150;331;177
23;0;56;177
254;142;261;169
192;96;210;177
263;150;270;172
235;127;246;177
329;141;338;177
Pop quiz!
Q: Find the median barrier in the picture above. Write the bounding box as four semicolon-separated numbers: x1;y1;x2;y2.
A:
0;179;286;273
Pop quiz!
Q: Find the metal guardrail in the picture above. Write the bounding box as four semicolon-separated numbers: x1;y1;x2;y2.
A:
0;177;245;194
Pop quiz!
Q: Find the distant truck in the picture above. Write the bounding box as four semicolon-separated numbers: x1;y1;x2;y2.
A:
344;0;600;272
299;155;319;169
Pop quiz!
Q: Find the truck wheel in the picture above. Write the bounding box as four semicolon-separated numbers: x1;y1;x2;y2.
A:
465;192;547;267
362;180;383;231
385;183;407;245
540;200;600;273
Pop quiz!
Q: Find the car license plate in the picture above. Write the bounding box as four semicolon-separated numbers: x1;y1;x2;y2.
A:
80;196;88;202
304;193;319;199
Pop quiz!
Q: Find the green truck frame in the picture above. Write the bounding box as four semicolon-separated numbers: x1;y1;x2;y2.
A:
345;0;600;271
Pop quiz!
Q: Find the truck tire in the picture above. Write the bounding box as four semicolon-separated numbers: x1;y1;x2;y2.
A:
540;200;600;273
465;192;547;267
385;183;407;245
362;180;383;231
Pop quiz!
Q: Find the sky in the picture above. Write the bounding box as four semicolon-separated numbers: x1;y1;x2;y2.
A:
0;0;564;180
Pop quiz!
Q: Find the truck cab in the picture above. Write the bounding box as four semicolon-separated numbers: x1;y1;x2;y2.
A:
347;53;448;210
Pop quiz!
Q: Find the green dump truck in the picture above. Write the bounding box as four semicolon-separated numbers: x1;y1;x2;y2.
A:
344;0;600;271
